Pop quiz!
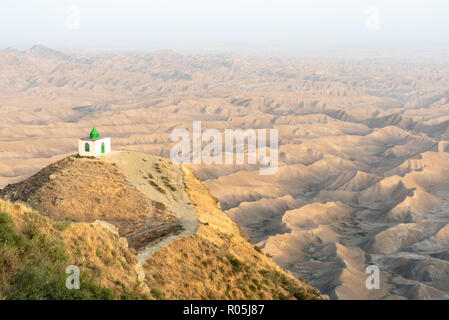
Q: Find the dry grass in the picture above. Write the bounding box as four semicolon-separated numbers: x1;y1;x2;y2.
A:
0;198;148;299
0;156;179;250
143;166;323;300
0;156;323;300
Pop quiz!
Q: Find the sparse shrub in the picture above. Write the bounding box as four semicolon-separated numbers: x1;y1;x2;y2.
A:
256;269;319;300
95;249;103;258
150;287;165;299
152;272;164;284
149;180;166;194
55;220;72;231
114;280;147;300
298;276;308;284
278;292;289;300
153;163;162;173
228;255;243;273
201;259;213;267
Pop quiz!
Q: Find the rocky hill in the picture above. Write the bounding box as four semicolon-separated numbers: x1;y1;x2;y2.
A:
0;150;323;300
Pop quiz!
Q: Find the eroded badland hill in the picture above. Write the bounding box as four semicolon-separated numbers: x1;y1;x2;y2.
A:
2;46;449;299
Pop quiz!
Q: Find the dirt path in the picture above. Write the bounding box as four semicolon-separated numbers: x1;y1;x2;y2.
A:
99;150;199;265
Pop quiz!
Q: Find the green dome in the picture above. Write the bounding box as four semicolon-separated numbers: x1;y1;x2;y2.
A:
90;127;99;139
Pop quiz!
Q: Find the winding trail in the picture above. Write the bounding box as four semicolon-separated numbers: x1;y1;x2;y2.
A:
99;150;199;265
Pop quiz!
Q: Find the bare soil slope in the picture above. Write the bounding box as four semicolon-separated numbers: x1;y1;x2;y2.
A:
0;154;181;251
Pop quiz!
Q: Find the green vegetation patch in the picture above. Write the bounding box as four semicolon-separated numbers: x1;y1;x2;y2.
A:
0;211;115;300
227;255;244;273
150;287;165;299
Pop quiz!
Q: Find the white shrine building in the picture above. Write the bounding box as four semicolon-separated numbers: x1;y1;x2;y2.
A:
78;127;111;156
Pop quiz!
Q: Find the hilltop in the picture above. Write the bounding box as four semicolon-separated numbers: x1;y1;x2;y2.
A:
0;151;323;300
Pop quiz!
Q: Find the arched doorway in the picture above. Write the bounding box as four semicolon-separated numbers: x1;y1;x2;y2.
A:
101;142;105;153
85;143;90;152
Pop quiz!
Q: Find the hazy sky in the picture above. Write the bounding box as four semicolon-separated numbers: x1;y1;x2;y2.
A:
2;0;449;51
